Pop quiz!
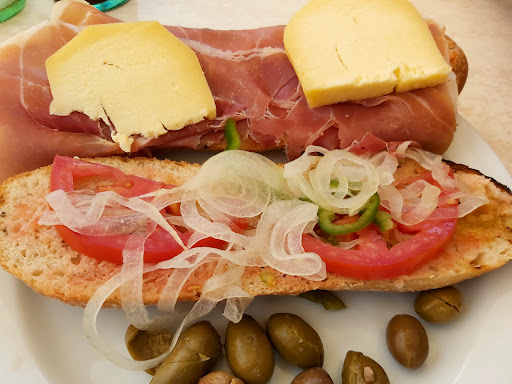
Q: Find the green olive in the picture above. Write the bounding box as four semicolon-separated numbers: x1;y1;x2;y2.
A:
198;371;245;384
266;313;324;369
225;314;275;384
150;321;221;384
298;290;347;310
291;367;334;384
125;325;173;375
414;286;463;323
341;351;389;384
386;314;429;369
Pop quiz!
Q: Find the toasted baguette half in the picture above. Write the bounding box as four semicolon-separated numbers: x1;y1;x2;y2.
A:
0;156;510;308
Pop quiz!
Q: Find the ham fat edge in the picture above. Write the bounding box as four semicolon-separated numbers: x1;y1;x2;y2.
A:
0;0;457;182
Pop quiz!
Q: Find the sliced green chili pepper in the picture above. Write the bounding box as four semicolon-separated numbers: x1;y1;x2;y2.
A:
374;210;394;233
299;290;347;310
318;193;380;235
224;118;241;150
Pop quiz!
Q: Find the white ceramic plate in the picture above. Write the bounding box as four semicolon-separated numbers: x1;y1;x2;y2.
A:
1;2;512;383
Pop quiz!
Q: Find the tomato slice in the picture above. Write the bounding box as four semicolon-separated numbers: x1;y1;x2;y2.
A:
50;155;167;196
50;155;225;264
303;210;457;280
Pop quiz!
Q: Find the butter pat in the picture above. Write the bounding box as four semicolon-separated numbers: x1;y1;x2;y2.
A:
46;22;216;151
284;0;452;108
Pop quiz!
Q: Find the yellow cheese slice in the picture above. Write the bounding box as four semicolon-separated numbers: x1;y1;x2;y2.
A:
46;21;216;152
284;0;452;108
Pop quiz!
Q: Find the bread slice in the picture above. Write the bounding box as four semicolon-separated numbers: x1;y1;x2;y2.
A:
0;156;510;308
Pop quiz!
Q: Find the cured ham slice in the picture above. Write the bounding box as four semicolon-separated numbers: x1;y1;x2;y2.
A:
0;0;457;181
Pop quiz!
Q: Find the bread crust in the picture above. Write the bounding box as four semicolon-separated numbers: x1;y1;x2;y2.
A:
0;156;509;308
446;35;469;94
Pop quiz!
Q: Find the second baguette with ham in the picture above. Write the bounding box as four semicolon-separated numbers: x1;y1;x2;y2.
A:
0;0;466;181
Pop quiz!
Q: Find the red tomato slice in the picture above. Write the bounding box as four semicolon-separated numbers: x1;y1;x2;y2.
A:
303;214;456;280
50;155;167;196
50;155;225;264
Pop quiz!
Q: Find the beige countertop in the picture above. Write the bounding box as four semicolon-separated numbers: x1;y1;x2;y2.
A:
412;0;512;175
1;0;511;174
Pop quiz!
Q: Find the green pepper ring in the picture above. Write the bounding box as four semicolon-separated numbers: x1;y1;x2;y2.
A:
317;193;380;235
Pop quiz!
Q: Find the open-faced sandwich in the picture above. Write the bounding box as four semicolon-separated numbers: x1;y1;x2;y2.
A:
1;139;511;301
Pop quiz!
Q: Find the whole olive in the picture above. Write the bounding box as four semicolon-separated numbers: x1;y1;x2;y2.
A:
125;325;173;375
225;314;275;384
414;286;463;323
386;314;429;369
150;321;221;384
341;351;389;384
291;367;334;384
266;313;324;369
198;371;245;384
